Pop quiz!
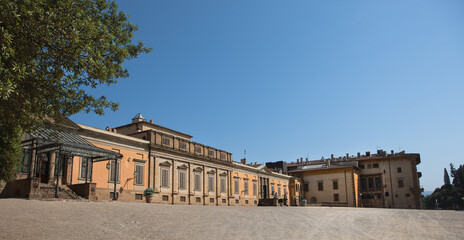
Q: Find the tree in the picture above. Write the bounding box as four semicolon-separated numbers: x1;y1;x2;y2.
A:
0;0;151;181
444;168;451;187
450;164;464;189
424;163;464;209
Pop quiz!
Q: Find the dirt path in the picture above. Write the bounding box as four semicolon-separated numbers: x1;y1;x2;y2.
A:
0;199;462;240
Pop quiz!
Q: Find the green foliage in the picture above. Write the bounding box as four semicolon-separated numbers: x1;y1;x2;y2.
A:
423;164;464;209
0;0;151;181
143;188;155;196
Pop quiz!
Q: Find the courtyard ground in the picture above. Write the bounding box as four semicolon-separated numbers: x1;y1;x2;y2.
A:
0;199;463;240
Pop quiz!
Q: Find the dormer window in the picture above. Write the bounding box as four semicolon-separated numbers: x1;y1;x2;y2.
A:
180;142;187;150
208;150;214;157
162;137;170;145
195;146;202;154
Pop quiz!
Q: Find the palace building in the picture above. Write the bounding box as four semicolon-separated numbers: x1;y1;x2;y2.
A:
1;114;293;206
1;114;422;209
284;150;423;209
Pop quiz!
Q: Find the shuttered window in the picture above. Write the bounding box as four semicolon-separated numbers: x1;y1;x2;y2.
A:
194;174;201;190
234;179;239;194
253;182;257;196
109;161;119;182
244;180;249;195
135;164;144;185
161;168;169;187
179;171;186;189
208;176;214;192
220;177;226;193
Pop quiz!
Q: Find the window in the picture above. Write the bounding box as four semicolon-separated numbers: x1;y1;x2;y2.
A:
235;199;239;204
245;200;249;204
361;178;367;191
81;157;92;180
194;174;201;191
210;198;214;203
134;164;144;185
179;171;186;189
397;167;402;173
373;163;379;168
304;184;309;192
367;164;372;169
253;182;257;196
222;199;226;203
283;185;287;197
208;150;214;157
368;178;375;191
360;164;365;169
334;194;339;202
135;194;143;200
405;193;410;197
398;179;404;188
180;142;187;150
180;196;186;202
196;197;201;202
244;180;249;195
220;153;226;160
20;148;31;173
195;146;201;153
220;177;226;193
109;160;119;182
375;177;381;190
333;180;338;190
162;195;169;201
234;179;239;194
161;168;169;187
278;185;281;197
208;176;214;192
254;200;257;204
318;182;323;191
271;184;275;195
162;137;170;145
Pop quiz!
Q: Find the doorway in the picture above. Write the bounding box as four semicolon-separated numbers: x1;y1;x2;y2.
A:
40;153;50;183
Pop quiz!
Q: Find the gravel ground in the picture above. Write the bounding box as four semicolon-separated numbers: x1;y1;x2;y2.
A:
0;199;463;240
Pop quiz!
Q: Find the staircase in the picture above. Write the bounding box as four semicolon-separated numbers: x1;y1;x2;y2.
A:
33;184;81;200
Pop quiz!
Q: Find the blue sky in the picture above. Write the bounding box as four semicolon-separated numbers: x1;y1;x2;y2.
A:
71;0;464;191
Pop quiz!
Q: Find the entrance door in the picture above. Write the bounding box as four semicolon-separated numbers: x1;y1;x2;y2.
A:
263;185;268;199
40;153;50;183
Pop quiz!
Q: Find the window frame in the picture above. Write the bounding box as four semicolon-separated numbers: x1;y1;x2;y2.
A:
161;167;169;188
134;163;144;185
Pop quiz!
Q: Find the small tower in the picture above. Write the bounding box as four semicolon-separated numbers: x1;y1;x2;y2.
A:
132;113;145;123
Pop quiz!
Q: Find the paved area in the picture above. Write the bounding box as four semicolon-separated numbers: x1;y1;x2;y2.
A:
0;199;463;240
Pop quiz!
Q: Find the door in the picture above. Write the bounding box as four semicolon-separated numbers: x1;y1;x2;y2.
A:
263;185;268;199
40;153;50;183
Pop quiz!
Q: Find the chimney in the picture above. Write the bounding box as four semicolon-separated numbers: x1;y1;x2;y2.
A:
112;128;117;133
391;150;394;155
106;126;111;131
305;158;308;163
241;158;246;165
150;119;154;124
366;151;370;157
346;153;349;159
331;154;334;159
327;159;331;166
300;157;303;163
357;152;361;158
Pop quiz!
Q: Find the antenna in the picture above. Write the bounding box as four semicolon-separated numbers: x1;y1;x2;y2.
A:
244;149;246;159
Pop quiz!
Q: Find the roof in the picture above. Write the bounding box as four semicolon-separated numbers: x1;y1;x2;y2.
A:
30;126;122;160
288;164;356;173
132;113;145;120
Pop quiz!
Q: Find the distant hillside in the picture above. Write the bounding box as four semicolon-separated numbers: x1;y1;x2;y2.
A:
423;191;433;197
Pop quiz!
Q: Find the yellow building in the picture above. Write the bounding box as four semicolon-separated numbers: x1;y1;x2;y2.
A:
287;150;422;209
3;114;292;206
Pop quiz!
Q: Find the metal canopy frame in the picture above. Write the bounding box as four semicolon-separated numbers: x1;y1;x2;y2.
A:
28;126;122;199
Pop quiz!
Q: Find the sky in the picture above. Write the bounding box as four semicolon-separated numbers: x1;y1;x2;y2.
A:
71;0;464;191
